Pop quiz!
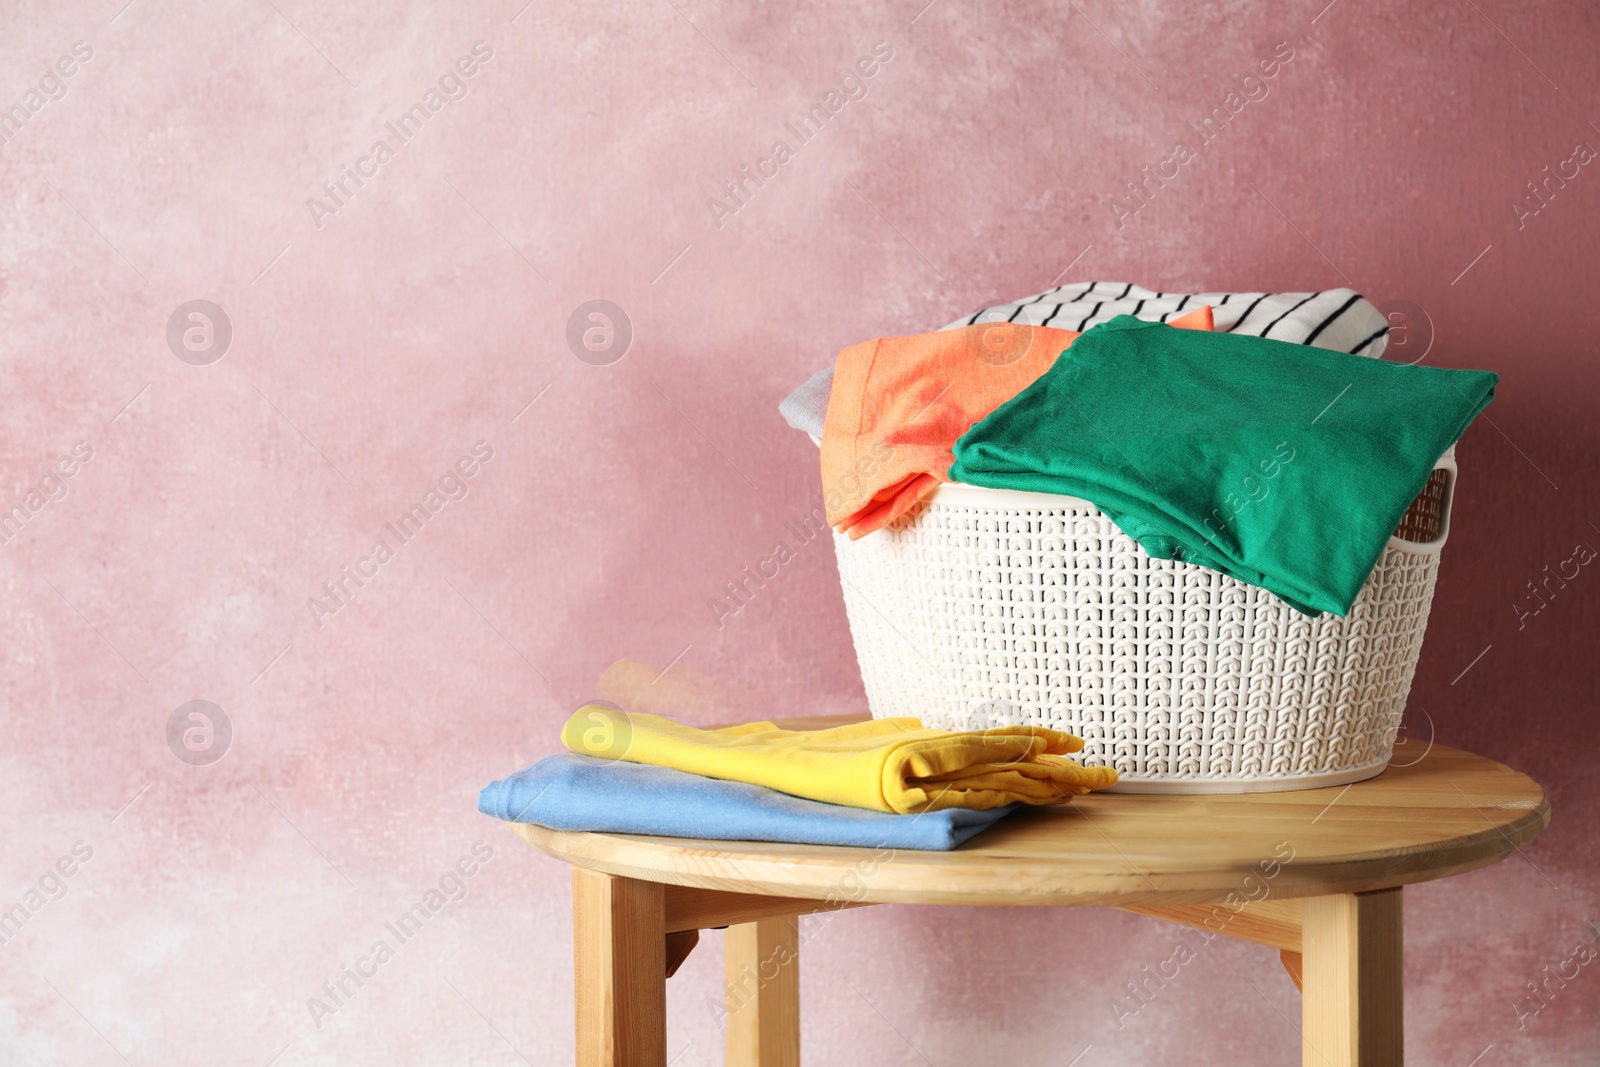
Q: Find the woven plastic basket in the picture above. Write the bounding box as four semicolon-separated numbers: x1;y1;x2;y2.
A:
832;453;1456;793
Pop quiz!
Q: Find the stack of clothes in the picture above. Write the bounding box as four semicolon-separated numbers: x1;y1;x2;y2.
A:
785;281;1497;617
479;709;1117;850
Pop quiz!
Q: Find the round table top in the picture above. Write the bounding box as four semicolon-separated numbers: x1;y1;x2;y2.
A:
513;721;1549;908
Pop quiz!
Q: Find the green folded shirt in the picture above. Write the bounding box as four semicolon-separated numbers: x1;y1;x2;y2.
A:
948;316;1497;616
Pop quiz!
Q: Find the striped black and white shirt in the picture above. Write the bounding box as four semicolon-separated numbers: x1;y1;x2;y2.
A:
953;282;1388;355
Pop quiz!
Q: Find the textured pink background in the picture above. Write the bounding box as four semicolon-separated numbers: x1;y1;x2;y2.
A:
2;0;1597;1063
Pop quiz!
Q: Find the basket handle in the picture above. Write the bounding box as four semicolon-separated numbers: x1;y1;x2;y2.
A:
1388;455;1456;555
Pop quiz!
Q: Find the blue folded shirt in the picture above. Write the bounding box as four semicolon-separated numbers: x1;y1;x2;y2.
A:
479;754;1016;851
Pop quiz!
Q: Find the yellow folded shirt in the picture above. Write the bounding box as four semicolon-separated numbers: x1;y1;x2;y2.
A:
560;707;1118;814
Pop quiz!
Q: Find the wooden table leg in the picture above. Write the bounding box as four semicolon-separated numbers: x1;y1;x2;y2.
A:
573;868;667;1067
1301;888;1403;1067
723;915;800;1067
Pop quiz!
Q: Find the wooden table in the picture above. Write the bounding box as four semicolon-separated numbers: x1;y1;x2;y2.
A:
508;716;1548;1067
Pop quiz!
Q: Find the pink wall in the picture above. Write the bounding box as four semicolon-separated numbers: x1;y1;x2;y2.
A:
2;0;1596;1063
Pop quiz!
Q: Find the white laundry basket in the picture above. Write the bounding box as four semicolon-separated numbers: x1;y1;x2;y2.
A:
832;454;1456;793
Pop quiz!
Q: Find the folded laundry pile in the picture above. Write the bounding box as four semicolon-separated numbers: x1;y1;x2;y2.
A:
478;708;1117;851
786;280;1497;617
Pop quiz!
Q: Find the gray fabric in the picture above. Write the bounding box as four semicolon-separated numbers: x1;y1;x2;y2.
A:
778;282;1392;439
777;363;835;438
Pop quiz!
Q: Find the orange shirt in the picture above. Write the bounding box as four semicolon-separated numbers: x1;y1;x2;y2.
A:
821;306;1214;537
